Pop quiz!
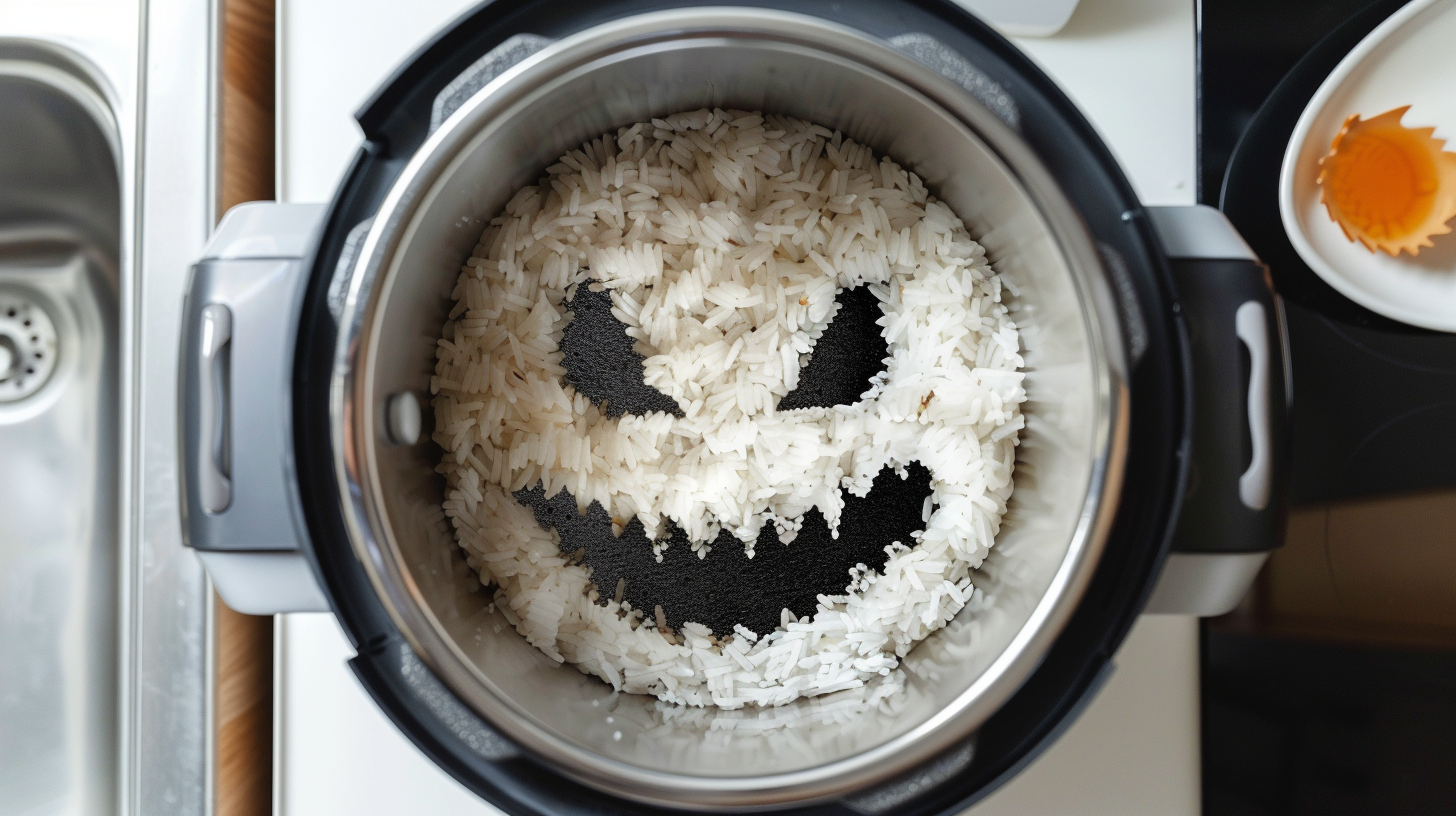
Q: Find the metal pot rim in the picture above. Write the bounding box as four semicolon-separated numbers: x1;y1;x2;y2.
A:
330;7;1128;808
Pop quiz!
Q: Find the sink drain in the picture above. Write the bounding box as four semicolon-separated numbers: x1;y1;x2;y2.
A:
0;293;59;402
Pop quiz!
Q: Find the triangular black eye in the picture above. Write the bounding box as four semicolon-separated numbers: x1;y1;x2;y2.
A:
514;462;934;636
559;286;681;417
777;285;890;411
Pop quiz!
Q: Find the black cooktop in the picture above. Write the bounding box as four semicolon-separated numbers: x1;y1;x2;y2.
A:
1201;0;1456;506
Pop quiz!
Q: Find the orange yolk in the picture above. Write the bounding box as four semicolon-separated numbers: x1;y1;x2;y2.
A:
1322;116;1436;239
1317;106;1456;257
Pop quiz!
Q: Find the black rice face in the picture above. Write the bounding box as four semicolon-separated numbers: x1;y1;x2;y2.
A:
522;280;928;636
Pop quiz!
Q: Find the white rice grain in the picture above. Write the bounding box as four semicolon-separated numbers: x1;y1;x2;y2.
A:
435;109;1025;709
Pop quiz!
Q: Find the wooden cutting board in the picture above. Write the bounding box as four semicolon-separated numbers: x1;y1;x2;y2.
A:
215;1;276;814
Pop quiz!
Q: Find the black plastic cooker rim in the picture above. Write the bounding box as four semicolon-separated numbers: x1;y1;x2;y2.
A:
290;1;1192;813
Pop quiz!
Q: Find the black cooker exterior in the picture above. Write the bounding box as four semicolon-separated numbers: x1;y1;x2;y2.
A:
290;1;1192;812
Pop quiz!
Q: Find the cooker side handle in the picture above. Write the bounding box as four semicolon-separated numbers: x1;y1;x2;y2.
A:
180;202;331;615
1143;205;1291;616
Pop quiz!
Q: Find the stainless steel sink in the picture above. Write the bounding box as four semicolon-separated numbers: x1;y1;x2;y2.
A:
0;42;121;816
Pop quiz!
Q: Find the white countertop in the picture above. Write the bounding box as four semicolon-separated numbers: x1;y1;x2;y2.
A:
274;1;1200;813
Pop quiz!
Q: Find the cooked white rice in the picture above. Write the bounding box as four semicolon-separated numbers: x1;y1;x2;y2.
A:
433;108;1025;709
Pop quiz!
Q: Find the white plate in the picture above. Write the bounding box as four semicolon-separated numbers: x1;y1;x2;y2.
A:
1280;0;1456;332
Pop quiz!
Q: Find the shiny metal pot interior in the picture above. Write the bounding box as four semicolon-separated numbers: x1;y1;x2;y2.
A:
332;8;1128;809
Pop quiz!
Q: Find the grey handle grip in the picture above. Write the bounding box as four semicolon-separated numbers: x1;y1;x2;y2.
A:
181;202;330;614
1143;205;1289;617
196;303;232;513
1235;301;1271;511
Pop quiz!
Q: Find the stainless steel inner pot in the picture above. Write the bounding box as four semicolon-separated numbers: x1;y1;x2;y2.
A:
333;8;1128;809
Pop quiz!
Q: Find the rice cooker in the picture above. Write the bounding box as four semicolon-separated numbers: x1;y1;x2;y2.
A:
178;0;1290;811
